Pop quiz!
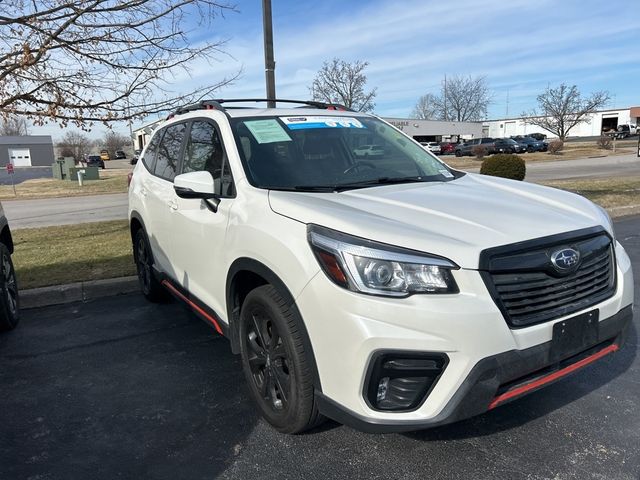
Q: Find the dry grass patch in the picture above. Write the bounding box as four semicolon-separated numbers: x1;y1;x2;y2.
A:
541;176;640;218
13;220;135;290
0;174;128;200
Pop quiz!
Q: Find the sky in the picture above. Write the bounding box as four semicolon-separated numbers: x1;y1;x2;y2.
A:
36;0;640;139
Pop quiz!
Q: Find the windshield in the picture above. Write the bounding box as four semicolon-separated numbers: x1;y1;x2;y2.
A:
230;115;457;191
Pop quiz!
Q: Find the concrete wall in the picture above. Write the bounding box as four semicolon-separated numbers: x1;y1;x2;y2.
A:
0;136;55;167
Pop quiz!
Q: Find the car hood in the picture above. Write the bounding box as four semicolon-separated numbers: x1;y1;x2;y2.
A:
268;173;610;269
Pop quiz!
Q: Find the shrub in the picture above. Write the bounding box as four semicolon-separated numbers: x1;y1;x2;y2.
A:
596;134;612;150
548;139;564;154
471;144;487;159
480;154;526;181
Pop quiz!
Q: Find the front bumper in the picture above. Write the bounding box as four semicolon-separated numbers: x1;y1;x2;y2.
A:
296;242;634;432
315;305;632;433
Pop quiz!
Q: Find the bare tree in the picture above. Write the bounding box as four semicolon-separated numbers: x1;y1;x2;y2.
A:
102;132;130;156
0;0;241;127
411;93;441;120
521;84;610;140
57;131;92;160
0;116;29;136
309;58;377;112
413;75;491;121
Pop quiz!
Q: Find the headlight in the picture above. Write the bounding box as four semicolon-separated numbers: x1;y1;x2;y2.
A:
308;225;459;296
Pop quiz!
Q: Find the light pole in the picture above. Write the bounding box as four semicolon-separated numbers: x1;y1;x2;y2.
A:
262;0;276;107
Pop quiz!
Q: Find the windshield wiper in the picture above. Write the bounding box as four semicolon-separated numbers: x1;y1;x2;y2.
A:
332;176;429;191
287;176;437;193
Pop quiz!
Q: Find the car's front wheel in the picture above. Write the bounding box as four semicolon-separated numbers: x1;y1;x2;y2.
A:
239;285;324;434
0;243;19;332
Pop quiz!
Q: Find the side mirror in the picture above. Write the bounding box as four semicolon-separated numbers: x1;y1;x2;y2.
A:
174;171;221;210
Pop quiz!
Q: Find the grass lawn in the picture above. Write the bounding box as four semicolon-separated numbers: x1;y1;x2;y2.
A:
0;169;129;200
13;220;135;290
541;176;640;218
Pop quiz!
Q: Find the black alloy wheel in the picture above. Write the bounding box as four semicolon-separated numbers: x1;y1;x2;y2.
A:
239;285;324;433
245;307;291;412
0;243;19;331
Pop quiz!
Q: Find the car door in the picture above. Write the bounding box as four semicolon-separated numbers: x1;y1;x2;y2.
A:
144;122;187;275
170;119;236;317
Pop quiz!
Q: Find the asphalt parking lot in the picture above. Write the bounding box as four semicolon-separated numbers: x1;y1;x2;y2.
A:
1;217;639;480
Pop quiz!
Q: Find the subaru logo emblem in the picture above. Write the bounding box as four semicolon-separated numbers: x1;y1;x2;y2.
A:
551;248;581;272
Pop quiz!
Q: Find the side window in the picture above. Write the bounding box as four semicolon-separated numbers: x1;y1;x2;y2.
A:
141;130;162;172
154;123;186;181
183;120;235;196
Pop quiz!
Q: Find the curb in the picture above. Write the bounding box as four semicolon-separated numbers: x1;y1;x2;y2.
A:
20;276;139;309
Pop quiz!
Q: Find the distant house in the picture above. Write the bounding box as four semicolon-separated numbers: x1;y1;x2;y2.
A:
0;135;55;167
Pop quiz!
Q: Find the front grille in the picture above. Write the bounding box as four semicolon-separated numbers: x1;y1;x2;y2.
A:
480;228;616;327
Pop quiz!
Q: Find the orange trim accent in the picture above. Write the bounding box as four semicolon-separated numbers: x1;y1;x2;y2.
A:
488;343;619;410
162;280;223;335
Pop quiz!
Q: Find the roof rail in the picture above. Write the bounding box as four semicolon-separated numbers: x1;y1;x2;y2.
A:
167;98;353;119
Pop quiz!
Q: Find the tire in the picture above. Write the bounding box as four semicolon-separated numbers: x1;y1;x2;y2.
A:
455;150;462;157
239;284;324;434
0;243;19;332
133;228;166;302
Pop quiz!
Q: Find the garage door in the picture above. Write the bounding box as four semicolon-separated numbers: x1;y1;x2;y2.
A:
504;121;516;137
8;148;31;166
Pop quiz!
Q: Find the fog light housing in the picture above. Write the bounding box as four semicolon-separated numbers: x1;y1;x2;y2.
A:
364;352;448;411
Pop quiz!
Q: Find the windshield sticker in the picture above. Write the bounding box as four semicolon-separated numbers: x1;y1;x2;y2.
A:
439;169;454;178
244;119;292;144
281;116;366;130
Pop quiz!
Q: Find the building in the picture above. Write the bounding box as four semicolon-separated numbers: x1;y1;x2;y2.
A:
483;106;640;139
133;116;483;149
383;118;483;143
0;135;55;167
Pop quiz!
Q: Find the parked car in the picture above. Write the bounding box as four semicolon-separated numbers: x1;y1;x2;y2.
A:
528;133;547;141
439;142;456;155
100;149;111;161
513;136;547;152
353;144;384;157
421;142;441;154
611;124;638;139
129;98;634;434
130;149;141;165
493;138;527;154
0;203;19;332
115;150;127;159
86;155;105;169
454;137;496;157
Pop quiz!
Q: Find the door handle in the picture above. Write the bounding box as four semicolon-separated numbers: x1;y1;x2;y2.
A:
168;200;178;211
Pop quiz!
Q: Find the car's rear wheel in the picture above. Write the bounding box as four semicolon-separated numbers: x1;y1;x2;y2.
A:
239;285;324;434
133;229;166;302
0;243;19;332
455;150;462;157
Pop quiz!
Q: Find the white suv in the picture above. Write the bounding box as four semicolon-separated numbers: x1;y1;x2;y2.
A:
128;99;634;434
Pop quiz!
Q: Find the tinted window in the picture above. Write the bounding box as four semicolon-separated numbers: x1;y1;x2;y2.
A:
154;123;186;181
183;121;234;196
142;131;162;171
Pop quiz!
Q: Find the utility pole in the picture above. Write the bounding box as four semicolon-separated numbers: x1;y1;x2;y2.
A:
505;89;510;117
262;0;276;107
443;74;447;121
